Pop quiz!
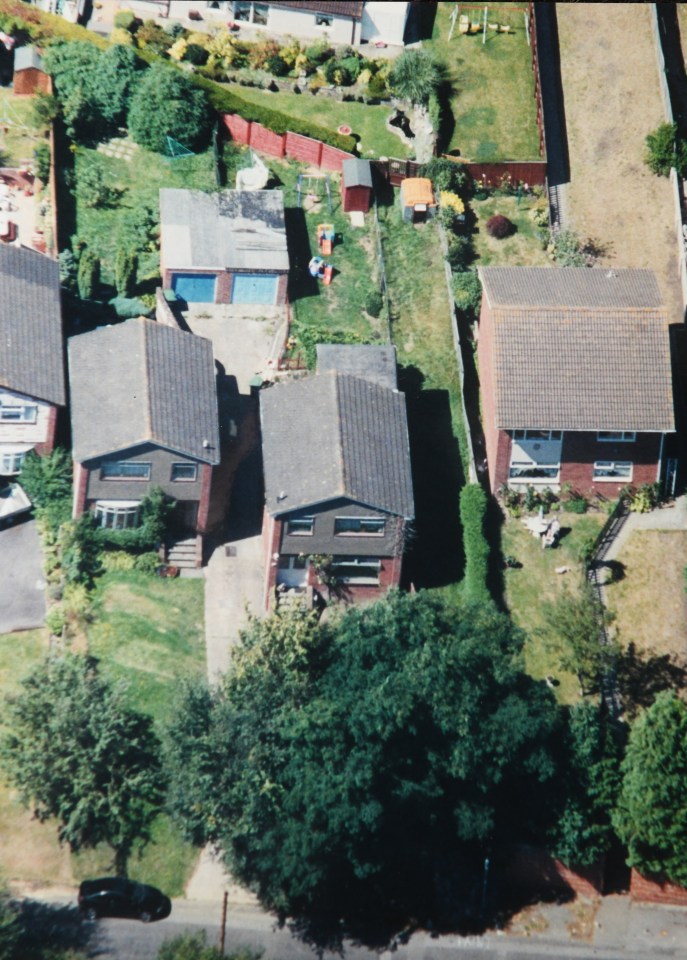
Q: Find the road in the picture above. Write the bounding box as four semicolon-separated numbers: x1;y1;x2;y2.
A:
42;897;687;960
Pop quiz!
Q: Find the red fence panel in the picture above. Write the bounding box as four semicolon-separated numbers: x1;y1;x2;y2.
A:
249;122;286;158
284;131;323;166
221;112;251;145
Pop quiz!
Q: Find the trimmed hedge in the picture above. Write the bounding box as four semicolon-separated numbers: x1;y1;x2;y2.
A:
459;483;490;602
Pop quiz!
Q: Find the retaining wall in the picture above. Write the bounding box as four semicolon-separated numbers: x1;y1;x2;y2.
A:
220;113;354;172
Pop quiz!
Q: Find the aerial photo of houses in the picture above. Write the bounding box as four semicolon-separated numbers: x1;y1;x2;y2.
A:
0;1;686;958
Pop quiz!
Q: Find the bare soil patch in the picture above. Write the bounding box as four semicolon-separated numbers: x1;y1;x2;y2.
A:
557;4;682;321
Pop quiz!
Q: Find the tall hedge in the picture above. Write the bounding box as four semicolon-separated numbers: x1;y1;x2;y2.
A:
459;483;490;602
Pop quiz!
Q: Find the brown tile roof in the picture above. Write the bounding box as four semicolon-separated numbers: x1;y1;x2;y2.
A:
270;1;364;19
478;267;675;432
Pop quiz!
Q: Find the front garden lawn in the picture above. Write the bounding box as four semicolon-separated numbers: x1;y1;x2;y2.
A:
426;2;541;160
500;509;606;703
0;88;42;169
226;84;413;159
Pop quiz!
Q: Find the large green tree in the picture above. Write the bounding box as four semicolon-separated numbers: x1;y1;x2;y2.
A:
614;691;687;885
166;593;561;941
389;49;442;106
1;654;164;876
128;62;212;154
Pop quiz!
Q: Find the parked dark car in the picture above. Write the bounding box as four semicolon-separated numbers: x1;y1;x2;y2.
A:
78;877;171;922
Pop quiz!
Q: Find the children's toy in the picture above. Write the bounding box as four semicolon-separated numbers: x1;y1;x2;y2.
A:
317;223;335;256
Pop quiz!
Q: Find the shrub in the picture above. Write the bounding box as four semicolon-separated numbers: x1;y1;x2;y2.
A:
460;483;490;602
63;581;93;622
128;62;212;153
133;551;162;575
447;235;473;270
323;58;355;86
60;515;103;586
76;163;119;208
30;92;59;129
366;72;388;100
453;270;482;318
111;26;135;46
486;214;515;239
423;157;472;198
265;54;289;76
77;249;99;300
45;606;66;636
184;42;209;66
563;497;588;515
93;487;173;551
389;49;442;106
114;248;138;297
136;19;174;53
549;229;588;267
33;141;51;184
645;121;687;177
100;550;136;572
364;289;383;318
114;9;139;32
109;296;151;319
304;40;332;65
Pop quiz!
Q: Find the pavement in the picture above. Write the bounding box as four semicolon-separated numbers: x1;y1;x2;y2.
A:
603;493;687;562
0;517;46;633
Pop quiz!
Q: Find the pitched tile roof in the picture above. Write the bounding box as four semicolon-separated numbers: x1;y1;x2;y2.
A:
270;1;364;19
0;245;65;406
69;318;220;464
479;267;675;432
260;371;414;517
160;188;289;273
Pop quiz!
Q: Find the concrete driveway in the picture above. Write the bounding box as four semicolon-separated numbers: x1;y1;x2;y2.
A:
0;518;46;633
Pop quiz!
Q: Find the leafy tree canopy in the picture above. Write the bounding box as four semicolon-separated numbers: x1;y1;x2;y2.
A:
128;62;212;154
165;592;561;942
614;691;687;885
389;49;443;106
645;121;687;177
1;654;164;876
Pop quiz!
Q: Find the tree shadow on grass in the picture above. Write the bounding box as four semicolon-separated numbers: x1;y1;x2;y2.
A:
399;365;465;589
15;900;100;960
616;643;687;719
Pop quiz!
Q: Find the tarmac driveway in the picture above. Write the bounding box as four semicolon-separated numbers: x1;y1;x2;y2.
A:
0;518;46;633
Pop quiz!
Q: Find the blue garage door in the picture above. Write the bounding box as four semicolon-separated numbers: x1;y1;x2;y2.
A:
232;274;278;304
171;273;216;303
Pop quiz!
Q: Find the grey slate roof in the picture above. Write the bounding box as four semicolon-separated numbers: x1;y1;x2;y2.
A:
316;344;397;389
160;188;289;273
342;158;372;189
260;371;414;518
14;46;45;72
0;245;65;406
478;267;675;432
69;318;220;465
270;1;364;19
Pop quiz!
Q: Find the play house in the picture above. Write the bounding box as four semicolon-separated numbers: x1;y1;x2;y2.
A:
400;178;437;223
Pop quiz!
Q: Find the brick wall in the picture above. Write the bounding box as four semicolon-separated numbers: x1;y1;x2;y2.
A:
13;68;51;97
500;845;604;899
560;432;662;497
263;511;282;611
72;461;89;519
196;463;213;534
216;272;232;304
221;114;354;173
249;122;286;159
155;288;183;329
34;404;58;456
630;869;687;906
477;296;513;492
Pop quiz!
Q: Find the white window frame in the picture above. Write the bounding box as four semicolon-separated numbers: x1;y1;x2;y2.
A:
593;461;633;481
101;461;151;481
171;462;197;482
511;430;562;442
597;431;637;443
0;404;38;423
334;516;386;536
0;449;29;475
94;500;141;529
331;556;381;585
509;460;560;482
285;517;315;536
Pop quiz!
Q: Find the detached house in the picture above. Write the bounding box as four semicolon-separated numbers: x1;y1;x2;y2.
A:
260;345;414;609
477;267;675;496
160;189;289;306
69;318;220;561
0;245;65;475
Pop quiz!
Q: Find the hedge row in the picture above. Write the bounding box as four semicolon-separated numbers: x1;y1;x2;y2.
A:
459;483;490;602
0;0;356;154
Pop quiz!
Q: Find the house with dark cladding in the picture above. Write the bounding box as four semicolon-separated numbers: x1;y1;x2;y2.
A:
477;266;675;497
0;245;65;476
68;317;220;565
159;188;289;306
260;344;414;609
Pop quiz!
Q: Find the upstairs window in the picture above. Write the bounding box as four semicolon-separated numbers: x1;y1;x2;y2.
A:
0;404;37;423
597;431;636;442
286;517;315;536
101;461;151;480
511;430;562;442
334;516;386;535
171;462;197;482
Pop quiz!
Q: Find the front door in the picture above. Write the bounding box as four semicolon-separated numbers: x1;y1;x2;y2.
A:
277;554;309;588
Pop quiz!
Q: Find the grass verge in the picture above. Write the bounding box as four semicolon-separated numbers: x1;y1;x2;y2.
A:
426;2;540;160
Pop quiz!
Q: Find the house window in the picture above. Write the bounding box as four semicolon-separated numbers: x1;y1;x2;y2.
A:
315;12;333;26
597;431;636;442
593;461;633;481
0;449;28;475
509;461;560;481
286;517;315;536
253;2;268;24
334;516;386;535
171;462;197;482
512;430;562;441
234;1;268;24
0;404;37;423
94;501;141;529
331;556;381;585
277;554;308;570
101;461;151;480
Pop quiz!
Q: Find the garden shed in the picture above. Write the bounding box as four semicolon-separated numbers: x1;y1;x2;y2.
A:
341;158;373;214
13;46;50;96
399;177;437;223
160;188;289;306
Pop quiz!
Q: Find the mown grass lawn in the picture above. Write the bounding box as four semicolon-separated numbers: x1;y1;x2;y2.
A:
471;192;551;267
500;510;607;704
226;83;412;159
426;2;540;160
0;88;42;168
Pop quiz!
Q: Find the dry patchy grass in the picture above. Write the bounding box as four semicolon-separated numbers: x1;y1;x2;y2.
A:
604;530;687;661
472;193;551;267
557;3;682;320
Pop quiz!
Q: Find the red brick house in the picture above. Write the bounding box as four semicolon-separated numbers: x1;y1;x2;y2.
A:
159;188;289;306
68;317;220;564
260;345;414;609
477;267;675;497
0;245;65;475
